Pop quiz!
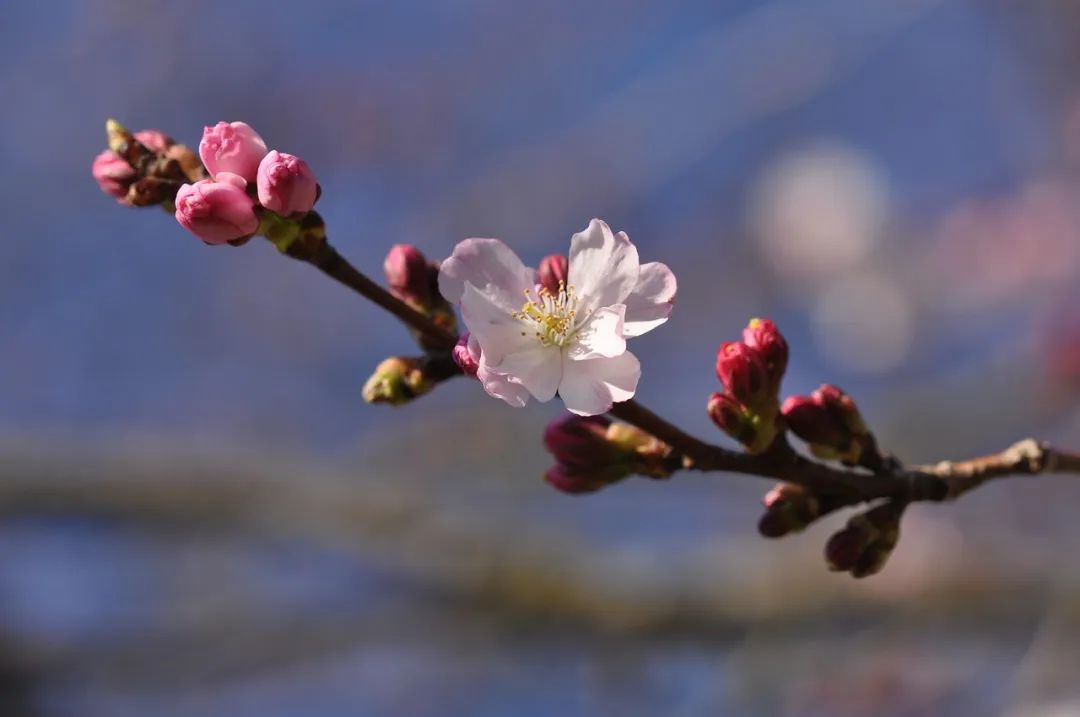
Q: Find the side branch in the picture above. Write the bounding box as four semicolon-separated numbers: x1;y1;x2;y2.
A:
917;439;1080;499
610;401;1080;507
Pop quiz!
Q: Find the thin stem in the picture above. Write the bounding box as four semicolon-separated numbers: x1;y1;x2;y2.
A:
291;239;458;352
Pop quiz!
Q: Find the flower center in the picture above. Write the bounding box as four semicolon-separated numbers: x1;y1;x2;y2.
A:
513;282;581;347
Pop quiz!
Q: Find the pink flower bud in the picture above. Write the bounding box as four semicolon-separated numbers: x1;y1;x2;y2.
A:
537;254;569;295
453;333;480;378
134;129;173;154
256;150;318;216
742;318;788;389
174;172;259;245
716;341;770;407
92;149;135;200
384;244;432;306
199;121;267;181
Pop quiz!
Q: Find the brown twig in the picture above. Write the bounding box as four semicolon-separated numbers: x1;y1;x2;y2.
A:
916;439;1080;499
278;229;457;352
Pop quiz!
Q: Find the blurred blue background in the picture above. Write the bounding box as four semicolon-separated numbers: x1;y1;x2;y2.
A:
2;1;1080;715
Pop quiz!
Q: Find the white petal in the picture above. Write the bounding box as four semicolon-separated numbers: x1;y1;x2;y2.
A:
497;345;563;402
567;304;626;360
460;282;532;365
558;351;641;416
567;219;640;315
622;262;677;337
477;358;531;408
438;238;535;311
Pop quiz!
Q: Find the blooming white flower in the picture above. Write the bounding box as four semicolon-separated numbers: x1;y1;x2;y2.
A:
439;219;676;415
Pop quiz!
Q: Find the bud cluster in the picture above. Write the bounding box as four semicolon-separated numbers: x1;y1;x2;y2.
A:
92;120;203;207
93;119;322;248
384;244;457;346
543;414;674;494
824;501;904;578
708;318;788;453
781;384;886;469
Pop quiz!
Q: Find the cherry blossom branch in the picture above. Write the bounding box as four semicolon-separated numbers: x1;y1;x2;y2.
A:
93;117;1080;578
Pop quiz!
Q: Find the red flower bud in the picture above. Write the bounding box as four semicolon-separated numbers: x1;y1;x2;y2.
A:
780;395;848;448
544;415;617;469
813;384;867;436
537;254;569;295
782;385;871;464
707;392;779;453
384;244;431;306
742;318;788;389
715;341;770;407
707;392;751;441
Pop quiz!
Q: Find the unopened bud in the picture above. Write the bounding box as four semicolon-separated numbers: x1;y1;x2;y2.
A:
742;318;788;390
544;462;625;494
453;333;480;378
537;254;569;295
782;385;869;464
199;121;267;182
96;120;195;206
825;502;902;578
758;483;820;538
716;341;770;408
385;244;431;306
362;357;434;406
257;150;318;216
134;129;174;154
814;384;867;436
707;392;780;454
544;415;617;466
174;173;259;244
542;414;672;495
92;150;136;201
708;392;752;442
604;422;673;479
